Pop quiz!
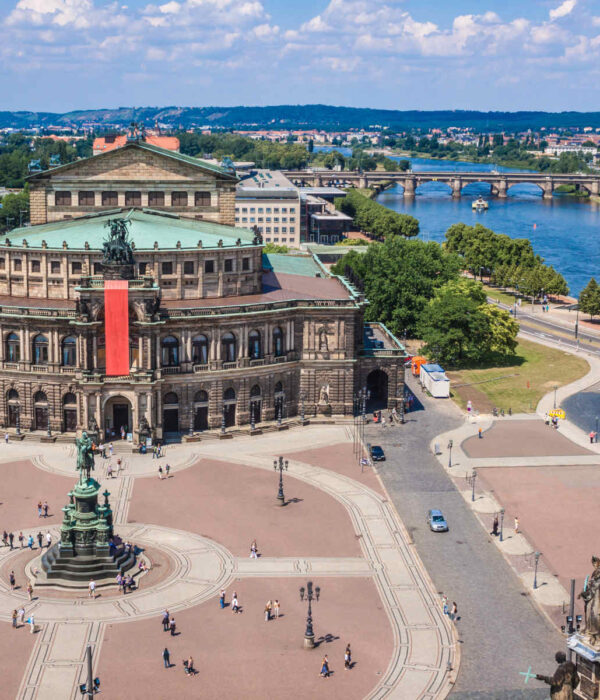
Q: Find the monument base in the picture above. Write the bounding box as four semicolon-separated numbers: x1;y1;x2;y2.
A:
568;634;600;699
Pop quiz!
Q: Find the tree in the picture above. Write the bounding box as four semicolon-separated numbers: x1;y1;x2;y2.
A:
579;278;600;320
0;187;29;230
480;304;519;354
307;139;314;153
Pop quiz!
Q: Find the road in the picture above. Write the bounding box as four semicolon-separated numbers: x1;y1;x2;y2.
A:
489;298;600;356
367;375;563;699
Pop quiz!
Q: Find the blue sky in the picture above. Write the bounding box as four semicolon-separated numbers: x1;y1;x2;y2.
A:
2;0;600;113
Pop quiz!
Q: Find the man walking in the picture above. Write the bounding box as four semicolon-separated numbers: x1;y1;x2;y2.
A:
162;648;170;669
273;599;280;619
88;579;96;599
514;516;520;534
492;514;499;537
45;532;51;549
169;617;176;636
36;532;43;549
27;582;33;601
232;593;239;613
43;501;48;518
9;570;15;590
162;610;170;631
165;464;170;478
8;532;14;550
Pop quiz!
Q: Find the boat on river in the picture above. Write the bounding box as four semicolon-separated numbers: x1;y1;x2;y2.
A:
472;197;489;211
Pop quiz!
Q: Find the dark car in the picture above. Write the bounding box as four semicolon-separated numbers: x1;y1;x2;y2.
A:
427;509;449;532
370;445;385;461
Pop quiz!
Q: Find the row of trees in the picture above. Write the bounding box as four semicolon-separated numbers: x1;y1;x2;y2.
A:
579;278;600;319
445;222;568;297
336;189;419;239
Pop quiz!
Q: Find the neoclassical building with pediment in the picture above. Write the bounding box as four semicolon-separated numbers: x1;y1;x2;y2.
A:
0;141;405;443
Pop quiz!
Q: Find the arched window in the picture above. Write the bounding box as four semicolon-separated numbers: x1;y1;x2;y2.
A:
273;327;284;357
61;336;77;366
163;392;178;405
274;381;283;394
161;336;179;367
7;389;19;401
63;392;76;405
34;391;47;404
192;335;209;365
194;390;208;403
250;384;261;397
33;334;49;365
223;387;236;401
248;330;262;360
6;332;20;362
221;332;237;363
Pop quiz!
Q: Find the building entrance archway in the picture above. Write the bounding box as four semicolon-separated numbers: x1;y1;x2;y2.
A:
366;369;389;411
33;391;49;431
104;395;133;439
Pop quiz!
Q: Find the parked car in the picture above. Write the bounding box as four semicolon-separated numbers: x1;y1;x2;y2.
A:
370;445;385;461
427;509;449;532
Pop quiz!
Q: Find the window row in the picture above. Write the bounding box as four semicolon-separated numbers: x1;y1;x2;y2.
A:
0;258;84;275
162;381;284;405
54;191;213;207
157;256;251;276
237;207;294;214
5;333;77;366
161;328;285;367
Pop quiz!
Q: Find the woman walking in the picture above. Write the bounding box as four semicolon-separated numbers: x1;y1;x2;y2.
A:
320;655;330;678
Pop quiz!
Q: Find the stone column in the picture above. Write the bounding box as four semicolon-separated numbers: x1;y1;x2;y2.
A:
95;393;101;430
542;180;554;200
451;178;462;198
497;179;508;198
403;177;416;197
589;180;600;196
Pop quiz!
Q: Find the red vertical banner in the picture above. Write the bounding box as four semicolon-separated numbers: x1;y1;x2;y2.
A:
104;280;129;376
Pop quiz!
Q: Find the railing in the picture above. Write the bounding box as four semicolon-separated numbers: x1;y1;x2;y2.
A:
192;364;209;373
3;362;18;370
60;367;77;374
0;305;78;319
222;361;238;370
274;355;287;363
249;358;265;367
161;366;181;375
31;365;49;372
167;297;359;319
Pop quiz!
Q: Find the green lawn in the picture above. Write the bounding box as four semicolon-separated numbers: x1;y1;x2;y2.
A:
446;339;589;413
483;284;521;306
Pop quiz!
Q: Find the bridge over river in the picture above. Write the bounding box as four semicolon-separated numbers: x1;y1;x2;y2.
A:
282;169;600;199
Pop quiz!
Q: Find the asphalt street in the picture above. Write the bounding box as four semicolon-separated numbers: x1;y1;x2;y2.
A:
367;375;563;698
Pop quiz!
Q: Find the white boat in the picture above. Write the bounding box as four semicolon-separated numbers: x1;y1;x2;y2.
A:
472;197;489;210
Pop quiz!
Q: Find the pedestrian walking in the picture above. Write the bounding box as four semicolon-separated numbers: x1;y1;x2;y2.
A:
27;582;33;601
37;532;43;549
152;445;157;459
492;514;499;537
109;442;114;457
514;516;520;534
4;432;8;444
250;539;258;558
478;427;483;439
232;593;239;613
18;607;25;625
11;610;17;628
158;466;163;480
2;530;8;547
37;501;42;518
184;655;195;676
381;415;386;428
169;617;176;636
441;594;448;615
45;532;51;548
18;531;24;548
467;400;472;414
162;647;170;669
344;644;352;670
591;432;596;444
450;602;458;621
9;570;15;590
43;501;48;517
88;579;96;598
320;655;330;678
264;600;272;622
162;609;170;631
165;463;171;478
273;599;280;619
107;463;113;479
219;589;226;609
27;535;33;550
28;615;35;634
8;532;14;549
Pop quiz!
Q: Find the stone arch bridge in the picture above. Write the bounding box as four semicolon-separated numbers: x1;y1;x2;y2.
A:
282;169;600;199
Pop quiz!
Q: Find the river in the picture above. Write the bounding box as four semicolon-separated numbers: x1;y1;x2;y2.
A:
312;147;600;296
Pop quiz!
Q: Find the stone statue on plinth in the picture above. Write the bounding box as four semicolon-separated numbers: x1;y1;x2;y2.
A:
579;556;600;644
75;431;95;483
535;651;580;700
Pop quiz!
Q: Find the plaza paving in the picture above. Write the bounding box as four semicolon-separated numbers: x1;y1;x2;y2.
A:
0;426;456;699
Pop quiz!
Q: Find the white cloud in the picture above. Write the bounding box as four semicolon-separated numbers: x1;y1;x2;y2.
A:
549;0;576;21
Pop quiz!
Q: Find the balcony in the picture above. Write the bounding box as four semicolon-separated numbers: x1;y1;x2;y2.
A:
161;366;181;375
360;322;407;358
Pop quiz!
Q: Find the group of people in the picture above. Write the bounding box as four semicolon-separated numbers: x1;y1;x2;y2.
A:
263;599;280;621
157;463;171;479
162;608;197;677
11;608;35;633
3;530;51;550
441;595;458;621
373;407;403;426
544;413;561;429
320;646;353;678
36;501;50;518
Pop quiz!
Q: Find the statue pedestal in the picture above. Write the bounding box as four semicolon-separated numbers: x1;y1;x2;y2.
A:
317;404;332;416
568;634;600;699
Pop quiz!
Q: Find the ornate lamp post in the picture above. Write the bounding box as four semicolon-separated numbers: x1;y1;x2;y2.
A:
221;404;226;434
533;551;541;590
250;400;256;431
273;456;288;506
471;468;477;502
299;581;320;648
447;439;453;468
188;409;194;437
499;508;505;542
300;392;306;423
16;405;20;436
553;384;558;410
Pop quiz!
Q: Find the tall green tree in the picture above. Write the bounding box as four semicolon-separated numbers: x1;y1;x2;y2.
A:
579;278;600;319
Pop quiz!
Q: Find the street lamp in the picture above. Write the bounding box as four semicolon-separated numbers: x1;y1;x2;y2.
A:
575;303;580;340
78;644;100;697
273;456;288;506
188;409;193;437
553;385;558;410
300;392;306;423
595;415;598;442
533;551;541;590
221;404;226;434
471;469;477;502
250;400;256;431
15;405;20;436
299;581;320;649
447;439;453;468
499;508;505;542
46;405;52;438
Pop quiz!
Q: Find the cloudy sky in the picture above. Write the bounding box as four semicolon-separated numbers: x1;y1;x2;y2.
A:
2;0;600;112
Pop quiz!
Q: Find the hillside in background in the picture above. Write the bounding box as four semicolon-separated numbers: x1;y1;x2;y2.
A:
3;106;600;131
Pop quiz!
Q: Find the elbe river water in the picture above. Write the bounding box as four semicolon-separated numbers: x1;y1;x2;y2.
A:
312;146;600;296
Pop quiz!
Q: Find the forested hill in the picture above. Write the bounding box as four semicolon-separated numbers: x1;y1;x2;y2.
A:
3;106;600;131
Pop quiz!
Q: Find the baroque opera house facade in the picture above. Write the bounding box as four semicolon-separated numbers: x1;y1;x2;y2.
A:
0;140;404;442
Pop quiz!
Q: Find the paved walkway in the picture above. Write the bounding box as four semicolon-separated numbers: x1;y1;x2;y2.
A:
0;425;457;700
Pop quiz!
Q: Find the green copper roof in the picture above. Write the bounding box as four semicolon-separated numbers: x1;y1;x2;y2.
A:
8;209;256;250
262;253;325;277
26;141;237;181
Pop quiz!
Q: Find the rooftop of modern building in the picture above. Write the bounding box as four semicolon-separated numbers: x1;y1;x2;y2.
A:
237;170;295;190
6;208;256;251
236;188;299;200
299;187;347;198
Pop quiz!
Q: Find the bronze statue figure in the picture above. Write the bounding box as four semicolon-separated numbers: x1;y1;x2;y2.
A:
579;556;600;644
103;219;135;266
535;651;579;700
75;431;95;483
